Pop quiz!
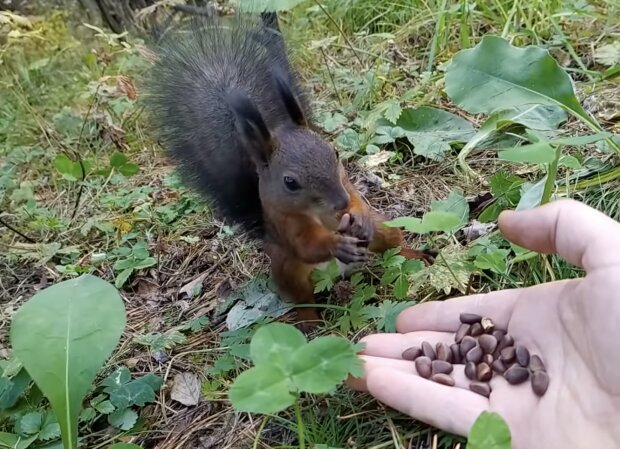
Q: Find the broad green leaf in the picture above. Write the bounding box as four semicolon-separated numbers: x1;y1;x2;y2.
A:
468;411;512;449
102;368;162;409
419;211;463;233
393;274;409;300
53;155;83;181
20;412;43;435
228;364;296;414
11;275;126;449
550;132;611;146
498;142;556;164
516;177;547;211
118;163;139;177
110;152;128;168
378;107;474;161
249;322;307;369
431;191;469;228
558;155;582;169
290;336;362;393
38;412;61;441
445;36;594;127
474;249;510;274
385;210;462;234
107;408;138;431
0;433;37;449
493;104;567;131
0;368;32;409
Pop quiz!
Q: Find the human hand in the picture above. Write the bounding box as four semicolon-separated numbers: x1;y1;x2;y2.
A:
348;199;620;449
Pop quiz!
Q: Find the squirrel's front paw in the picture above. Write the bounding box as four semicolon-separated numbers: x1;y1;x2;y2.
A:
337;212;374;244
333;234;369;264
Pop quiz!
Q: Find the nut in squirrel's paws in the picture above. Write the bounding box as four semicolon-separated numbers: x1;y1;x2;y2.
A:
333;234;370;264
338;212;374;244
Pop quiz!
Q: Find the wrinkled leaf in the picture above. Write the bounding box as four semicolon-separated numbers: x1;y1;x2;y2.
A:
468;411;512;449
11;275;126;449
107;408;138;431
249;322;306;369
445;36;594;127
102;368;162;409
290;336;363;393
228;364;296;414
377;107;474;161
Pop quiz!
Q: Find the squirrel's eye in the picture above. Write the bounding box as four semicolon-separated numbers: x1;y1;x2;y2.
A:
283;176;301;192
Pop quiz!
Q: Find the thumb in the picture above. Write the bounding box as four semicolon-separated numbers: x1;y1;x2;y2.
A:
498;199;620;271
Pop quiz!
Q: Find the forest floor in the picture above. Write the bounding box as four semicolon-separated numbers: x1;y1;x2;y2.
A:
1;1;619;448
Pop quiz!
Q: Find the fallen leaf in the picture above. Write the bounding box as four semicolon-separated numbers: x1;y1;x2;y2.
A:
179;272;209;298
170;372;201;406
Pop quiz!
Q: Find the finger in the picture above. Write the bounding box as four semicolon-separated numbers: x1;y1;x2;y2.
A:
396;287;519;333
338;213;351;232
366;367;487;436
352;355;474;388
360;331;455;359
499;199;620;271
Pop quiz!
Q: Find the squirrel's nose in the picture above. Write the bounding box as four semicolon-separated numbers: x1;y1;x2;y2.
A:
332;193;350;212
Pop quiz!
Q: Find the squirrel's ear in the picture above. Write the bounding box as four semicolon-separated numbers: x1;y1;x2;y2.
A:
272;70;308;128
227;90;274;166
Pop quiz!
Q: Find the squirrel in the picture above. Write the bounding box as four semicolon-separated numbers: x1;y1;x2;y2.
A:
144;13;435;328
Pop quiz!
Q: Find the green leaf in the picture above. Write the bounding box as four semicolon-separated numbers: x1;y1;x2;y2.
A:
249;322;307;369
110;152;128;168
474;249;510;274
118;163;139;177
94;399;115;414
383;100;403;124
498;142;556;164
102;368;162;409
468;411;512;449
393;275;409;300
431;191;469;228
115;268;133;288
53;155;83;181
228;364;296;414
107;408;138;431
516;177;547;211
558;155;582;169
550;132;611;146
445;36;594;126
0;433;37;449
20;412;43;435
39;412;61;441
290;336;362;393
0;368;32;409
378;107;474;161
10;275;126;449
364;300;415;332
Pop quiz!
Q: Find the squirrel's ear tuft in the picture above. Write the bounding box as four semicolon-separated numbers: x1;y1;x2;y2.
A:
227;90;274;166
272;69;308;128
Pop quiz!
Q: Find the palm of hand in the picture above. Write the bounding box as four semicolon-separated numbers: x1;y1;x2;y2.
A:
489;271;620;449
348;200;620;449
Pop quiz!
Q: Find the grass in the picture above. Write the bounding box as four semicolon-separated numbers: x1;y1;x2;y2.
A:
1;0;619;448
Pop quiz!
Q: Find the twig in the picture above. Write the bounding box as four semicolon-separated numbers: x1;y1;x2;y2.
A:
0;216;36;243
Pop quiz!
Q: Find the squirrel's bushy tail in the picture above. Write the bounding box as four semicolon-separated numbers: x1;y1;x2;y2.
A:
143;13;306;237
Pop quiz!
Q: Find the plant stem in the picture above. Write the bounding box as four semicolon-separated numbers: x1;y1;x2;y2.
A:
294;398;306;449
541;145;561;205
253;415;269;449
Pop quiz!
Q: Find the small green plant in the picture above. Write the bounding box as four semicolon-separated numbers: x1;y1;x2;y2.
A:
110;241;157;288
467;411;512;449
229;323;363;448
9;275;127;449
